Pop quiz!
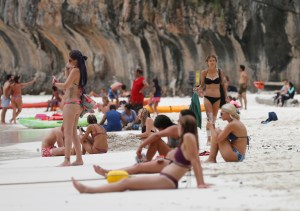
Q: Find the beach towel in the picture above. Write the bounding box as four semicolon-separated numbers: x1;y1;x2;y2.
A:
189;92;202;128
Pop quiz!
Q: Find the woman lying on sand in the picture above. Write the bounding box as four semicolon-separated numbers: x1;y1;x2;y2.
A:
94;109;197;176
206;103;249;162
72;115;209;193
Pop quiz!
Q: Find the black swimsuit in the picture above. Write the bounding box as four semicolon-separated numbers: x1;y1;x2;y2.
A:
204;70;221;105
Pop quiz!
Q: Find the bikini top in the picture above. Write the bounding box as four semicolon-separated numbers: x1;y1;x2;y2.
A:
174;146;191;168
228;133;250;145
204;70;221;85
91;125;106;138
141;125;155;133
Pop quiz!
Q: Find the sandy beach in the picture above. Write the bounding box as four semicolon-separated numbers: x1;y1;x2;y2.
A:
0;93;300;211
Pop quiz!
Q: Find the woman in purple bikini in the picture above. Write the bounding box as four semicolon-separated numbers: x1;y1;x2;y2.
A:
72;115;210;193
53;50;87;167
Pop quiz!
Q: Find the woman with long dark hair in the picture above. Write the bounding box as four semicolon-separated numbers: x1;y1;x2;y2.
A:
72;115;209;193
53;50;87;166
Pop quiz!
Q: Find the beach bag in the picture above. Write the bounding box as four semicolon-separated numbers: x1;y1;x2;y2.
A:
80;94;96;117
219;69;226;107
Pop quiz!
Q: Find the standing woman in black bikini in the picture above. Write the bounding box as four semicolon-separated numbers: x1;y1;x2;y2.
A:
197;55;227;145
53;50;87;166
72;115;210;193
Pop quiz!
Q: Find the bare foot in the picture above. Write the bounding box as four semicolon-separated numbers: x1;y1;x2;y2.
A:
72;177;87;193
204;158;216;163
93;165;109;176
71;159;84;166
58;160;71;167
58;157;71;167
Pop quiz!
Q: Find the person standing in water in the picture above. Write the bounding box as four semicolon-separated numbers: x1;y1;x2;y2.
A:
53;50;87;167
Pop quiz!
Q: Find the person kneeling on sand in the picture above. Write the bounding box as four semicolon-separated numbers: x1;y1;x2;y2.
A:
41;126;66;157
79;114;108;154
206;103;249;163
72;115;210;193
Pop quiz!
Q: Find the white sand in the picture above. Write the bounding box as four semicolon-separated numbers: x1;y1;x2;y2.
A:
0;93;300;210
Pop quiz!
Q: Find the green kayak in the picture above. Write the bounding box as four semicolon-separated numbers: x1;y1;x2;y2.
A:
18;114;102;129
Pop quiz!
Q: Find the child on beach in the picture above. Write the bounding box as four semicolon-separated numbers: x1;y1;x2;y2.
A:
72;115;210;193
206;103;248;163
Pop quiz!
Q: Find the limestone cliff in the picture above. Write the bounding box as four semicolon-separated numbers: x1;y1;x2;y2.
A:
0;0;299;94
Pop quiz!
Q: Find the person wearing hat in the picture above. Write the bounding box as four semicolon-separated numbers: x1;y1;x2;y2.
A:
206;103;249;162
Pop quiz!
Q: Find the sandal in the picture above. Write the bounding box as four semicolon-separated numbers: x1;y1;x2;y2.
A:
199;151;210;156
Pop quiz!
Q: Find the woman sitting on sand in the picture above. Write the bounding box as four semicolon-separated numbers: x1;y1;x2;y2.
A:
121;103;137;130
135;108;155;139
206;103;248;163
79;114;108;154
136;110;197;162
93;109;197;176
72;115;210;193
97;96;112;114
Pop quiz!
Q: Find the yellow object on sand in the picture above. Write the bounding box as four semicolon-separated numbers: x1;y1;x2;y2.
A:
144;104;205;113
106;170;129;183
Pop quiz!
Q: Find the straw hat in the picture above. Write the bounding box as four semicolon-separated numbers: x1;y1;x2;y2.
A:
221;103;240;120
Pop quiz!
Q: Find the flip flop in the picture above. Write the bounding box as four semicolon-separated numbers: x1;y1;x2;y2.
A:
199;151;210;156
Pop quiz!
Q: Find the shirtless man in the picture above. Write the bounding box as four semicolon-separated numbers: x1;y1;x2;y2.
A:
1;74;14;124
238;65;249;110
41;126;65;157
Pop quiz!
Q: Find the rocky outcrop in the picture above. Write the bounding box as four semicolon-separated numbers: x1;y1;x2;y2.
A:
0;0;299;95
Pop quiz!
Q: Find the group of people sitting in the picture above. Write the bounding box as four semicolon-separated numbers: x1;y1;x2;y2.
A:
274;79;296;106
41;101;249;194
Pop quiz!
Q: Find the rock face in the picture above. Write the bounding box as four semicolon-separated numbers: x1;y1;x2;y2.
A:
0;0;299;95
